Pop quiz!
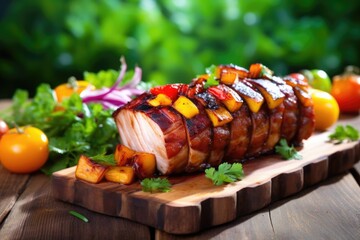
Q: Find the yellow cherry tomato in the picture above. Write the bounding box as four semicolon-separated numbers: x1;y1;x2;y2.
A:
0;126;49;173
309;88;340;131
54;78;94;103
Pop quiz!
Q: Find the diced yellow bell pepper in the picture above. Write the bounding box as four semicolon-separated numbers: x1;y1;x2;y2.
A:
172;96;199;119
205;107;233;127
75;155;108;184
148;93;173;107
104;166;135;184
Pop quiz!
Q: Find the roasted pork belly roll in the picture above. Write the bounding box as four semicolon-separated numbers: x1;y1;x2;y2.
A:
113;63;315;175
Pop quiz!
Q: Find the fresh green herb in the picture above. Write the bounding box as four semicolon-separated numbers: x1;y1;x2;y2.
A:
275;138;302;160
91;154;116;166
141;178;172;193
205;162;244;186
203;65;219;89
259;64;274;78
69;210;89;223
84;69;135;89
0;84;119;175
328;125;360;144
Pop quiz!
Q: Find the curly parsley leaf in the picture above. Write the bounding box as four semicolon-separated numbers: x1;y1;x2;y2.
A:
141;178;172;193
328;125;360;144
203;65;219;89
275;138;302;160
205;162;244;186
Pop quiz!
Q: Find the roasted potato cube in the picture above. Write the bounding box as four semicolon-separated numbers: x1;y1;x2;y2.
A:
114;144;136;166
75;155;108;184
104;166;135;184
248;79;285;109
205;107;233;127
172;96;199;119
133;152;156;179
148;93;172;107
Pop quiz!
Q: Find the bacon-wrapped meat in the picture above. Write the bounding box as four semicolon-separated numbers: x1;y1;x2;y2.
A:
113;63;315;175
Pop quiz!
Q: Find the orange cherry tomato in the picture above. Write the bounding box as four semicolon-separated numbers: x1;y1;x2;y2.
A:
331;66;360;113
0;126;49;173
309;88;340;131
54;78;94;103
0;119;9;139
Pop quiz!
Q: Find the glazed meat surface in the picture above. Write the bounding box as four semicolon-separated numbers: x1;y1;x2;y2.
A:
113;63;315;175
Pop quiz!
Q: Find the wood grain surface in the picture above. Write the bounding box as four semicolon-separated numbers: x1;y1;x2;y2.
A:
52;126;360;234
1;173;152;240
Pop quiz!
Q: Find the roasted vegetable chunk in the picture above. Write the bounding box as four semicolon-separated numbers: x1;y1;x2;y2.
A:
104;166;135;184
114;144;136;166
172;96;199;118
133;152;157;179
75;155;108;183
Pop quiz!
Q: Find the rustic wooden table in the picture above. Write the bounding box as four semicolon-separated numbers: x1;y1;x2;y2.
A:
0;99;359;240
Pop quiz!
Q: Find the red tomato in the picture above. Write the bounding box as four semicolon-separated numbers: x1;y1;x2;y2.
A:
331;67;360;113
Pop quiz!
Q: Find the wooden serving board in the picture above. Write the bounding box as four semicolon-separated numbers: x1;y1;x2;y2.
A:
52;128;360;234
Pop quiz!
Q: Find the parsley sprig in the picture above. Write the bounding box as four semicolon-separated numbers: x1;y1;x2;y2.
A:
328;125;359;144
275;138;302;160
141;178;172;193
203;65;219;89
205;162;244;186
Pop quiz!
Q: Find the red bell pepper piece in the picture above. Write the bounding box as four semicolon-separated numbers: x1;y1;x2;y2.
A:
150;84;188;100
207;86;228;100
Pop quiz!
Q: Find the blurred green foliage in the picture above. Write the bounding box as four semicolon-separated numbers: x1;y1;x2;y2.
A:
0;0;359;98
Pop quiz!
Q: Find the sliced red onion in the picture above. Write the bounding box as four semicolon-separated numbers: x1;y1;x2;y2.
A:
80;57;145;109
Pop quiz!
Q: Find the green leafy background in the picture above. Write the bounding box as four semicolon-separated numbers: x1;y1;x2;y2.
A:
1;0;359;98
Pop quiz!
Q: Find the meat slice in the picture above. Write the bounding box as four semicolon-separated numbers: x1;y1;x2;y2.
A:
194;91;231;167
182;98;212;172
272;79;299;143
293;87;315;144
113;94;189;175
296;104;315;143
208;125;230;166
224;104;252;161
246;106;270;157
263;102;285;152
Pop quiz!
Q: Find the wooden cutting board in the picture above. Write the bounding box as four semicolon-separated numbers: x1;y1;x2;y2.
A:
52;126;360;234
